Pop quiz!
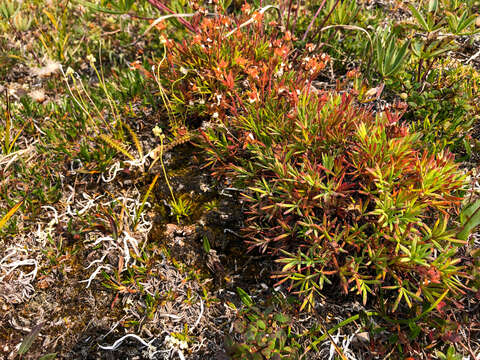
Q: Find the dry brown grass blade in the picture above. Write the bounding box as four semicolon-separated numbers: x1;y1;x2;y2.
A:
0;198;24;230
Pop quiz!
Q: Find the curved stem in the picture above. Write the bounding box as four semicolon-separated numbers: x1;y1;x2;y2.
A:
145;0;196;33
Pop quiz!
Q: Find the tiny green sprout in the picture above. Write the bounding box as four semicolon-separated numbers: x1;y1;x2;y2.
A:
202;236;211;253
435;346;463;360
203;199;218;212
169;195;193;222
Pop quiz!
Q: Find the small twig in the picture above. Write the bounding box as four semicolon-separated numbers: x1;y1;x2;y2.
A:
301;0;327;42
314;0;340;48
417;57;424;83
142;13;196;37
176;349;185;360
421;58;437;84
314;24;373;63
285;0;294;32
291;0;301;36
466;47;480;64
224;228;242;237
157;313;183;320
101;29;121;36
191;299;204;331
99;333;156;350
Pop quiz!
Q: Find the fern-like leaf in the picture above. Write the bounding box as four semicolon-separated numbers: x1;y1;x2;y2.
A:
98;134;135;160
122;122;143;158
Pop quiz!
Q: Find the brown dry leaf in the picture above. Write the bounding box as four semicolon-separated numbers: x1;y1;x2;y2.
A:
364;87;378;98
37;279;50;289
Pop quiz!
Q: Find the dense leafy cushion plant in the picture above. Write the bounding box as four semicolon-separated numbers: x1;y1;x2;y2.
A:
151;2;472;320
153;9;328;126
203;90;468;312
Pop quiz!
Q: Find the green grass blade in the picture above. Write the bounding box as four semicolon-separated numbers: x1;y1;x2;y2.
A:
236;287;253;307
7;121;27;154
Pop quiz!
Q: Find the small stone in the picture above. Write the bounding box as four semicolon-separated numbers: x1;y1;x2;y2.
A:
30;60;61;78
174;236;184;246
29;89;46;103
355;332;370;343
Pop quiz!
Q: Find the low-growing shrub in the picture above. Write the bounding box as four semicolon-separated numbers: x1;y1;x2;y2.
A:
143;3;479;355
149;0;475;313
225;288;302;360
225;305;300;360
203;89;469;313
151;6;329;130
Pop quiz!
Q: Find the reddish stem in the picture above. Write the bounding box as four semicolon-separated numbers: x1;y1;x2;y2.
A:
315;0;340;47
301;0;327;42
145;0;197;33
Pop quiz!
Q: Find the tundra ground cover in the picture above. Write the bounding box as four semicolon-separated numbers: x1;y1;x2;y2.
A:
1;0;480;359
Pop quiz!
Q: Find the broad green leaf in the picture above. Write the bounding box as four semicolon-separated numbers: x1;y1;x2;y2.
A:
39;354;57;360
202;236;211;253
384;34;395;66
411;39;424;57
408;4;430;31
460;199;480;223
274;313;290;324
458;200;480;240
18;322;45;355
256;319;266;330
386;39;410;76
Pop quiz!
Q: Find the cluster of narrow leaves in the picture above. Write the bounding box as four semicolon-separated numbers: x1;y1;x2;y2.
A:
206;89;469;313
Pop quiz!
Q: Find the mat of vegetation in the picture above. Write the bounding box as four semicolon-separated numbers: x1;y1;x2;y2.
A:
1;0;480;359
